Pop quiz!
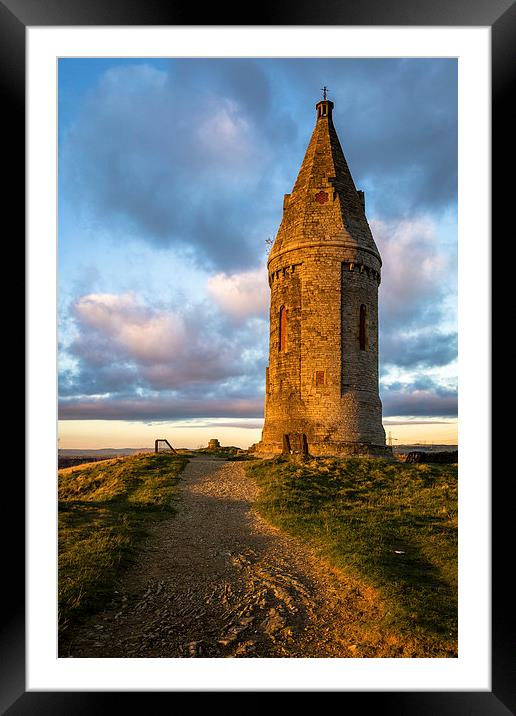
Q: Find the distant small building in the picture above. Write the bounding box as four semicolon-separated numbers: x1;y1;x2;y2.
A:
207;438;221;450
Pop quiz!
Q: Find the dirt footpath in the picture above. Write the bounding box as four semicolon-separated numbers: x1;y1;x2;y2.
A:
65;456;404;658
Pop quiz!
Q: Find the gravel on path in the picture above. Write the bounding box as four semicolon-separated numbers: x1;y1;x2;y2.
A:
65;456;404;658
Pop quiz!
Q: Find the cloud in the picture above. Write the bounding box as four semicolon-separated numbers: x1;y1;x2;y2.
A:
373;217;451;326
59;395;264;421
60;291;269;418
371;216;457;371
73;293;187;366
60;59;457;272
335;59;457;218
381;379;457;417
381;328;457;369
67;291;266;387
270;58;457;217
207;268;268;321
60;62;275;271
196;98;254;165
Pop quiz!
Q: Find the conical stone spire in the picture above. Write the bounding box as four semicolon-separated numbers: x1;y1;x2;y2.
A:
270;97;381;260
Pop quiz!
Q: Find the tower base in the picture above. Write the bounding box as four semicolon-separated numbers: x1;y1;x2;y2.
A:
253;440;393;459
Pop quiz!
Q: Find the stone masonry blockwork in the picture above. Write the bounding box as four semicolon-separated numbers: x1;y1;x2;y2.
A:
256;96;390;457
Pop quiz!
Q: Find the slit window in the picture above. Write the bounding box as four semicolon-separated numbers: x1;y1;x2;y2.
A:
279;306;287;352
359;304;367;350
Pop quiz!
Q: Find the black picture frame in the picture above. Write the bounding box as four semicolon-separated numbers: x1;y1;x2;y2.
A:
7;0;504;711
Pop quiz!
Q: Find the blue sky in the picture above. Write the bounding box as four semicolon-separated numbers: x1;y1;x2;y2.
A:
57;58;457;446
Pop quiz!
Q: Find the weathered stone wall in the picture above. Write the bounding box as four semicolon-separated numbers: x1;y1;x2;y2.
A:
260;246;386;454
261;260;303;448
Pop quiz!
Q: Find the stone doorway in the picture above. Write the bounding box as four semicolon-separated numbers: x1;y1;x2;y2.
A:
282;433;309;456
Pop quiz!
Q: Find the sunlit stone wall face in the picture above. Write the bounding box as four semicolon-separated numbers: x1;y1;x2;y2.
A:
257;98;389;457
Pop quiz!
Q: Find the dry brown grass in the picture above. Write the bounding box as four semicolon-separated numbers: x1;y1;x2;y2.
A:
58;452;187;641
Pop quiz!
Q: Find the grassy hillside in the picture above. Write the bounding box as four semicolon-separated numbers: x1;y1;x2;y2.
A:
58;452;187;641
247;456;457;656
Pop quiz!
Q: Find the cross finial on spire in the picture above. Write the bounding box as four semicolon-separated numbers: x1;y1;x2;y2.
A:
321;86;328;100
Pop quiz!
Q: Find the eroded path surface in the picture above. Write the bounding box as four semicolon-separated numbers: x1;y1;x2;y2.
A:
66;457;399;658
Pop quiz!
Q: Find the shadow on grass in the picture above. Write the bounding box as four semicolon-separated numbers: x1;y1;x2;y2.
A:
248;457;458;643
356;530;457;638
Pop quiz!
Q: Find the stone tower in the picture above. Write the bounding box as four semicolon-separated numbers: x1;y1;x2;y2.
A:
256;93;389;457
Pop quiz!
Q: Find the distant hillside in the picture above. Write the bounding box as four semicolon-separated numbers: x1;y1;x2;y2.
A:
59;447;153;457
393;444;458;455
58;448;154;469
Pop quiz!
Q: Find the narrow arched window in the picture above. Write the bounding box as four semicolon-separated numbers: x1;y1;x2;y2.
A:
359;304;367;351
279;305;287;352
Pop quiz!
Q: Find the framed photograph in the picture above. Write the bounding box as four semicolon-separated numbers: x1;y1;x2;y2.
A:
8;0;503;710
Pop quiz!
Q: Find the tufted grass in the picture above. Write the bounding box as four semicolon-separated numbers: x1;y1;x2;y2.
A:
247;456;458;655
58;453;187;642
